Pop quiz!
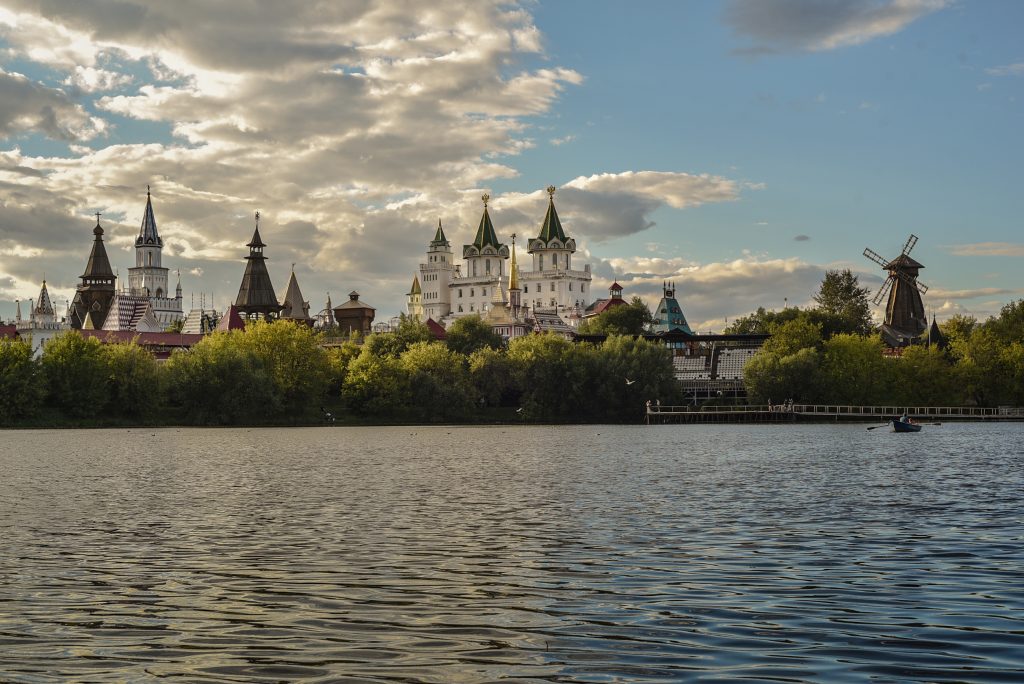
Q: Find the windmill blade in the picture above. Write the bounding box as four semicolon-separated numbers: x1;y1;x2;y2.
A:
901;234;918;256
872;276;894;305
891;268;929;295
863;247;888;267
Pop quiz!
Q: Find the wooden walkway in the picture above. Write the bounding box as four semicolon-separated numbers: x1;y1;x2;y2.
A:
645;404;1024;424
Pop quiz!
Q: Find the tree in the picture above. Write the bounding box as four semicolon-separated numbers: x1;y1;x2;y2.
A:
398;342;475;420
445;315;503;356
577;297;653;335
985;299;1024;344
812;269;873;336
165;318;185;333
163;332;280;424
743;347;821;404
341;348;410;416
325;340;362;396
818;334;890;405
39;331;109;418
507;333;594;421
761;316;822;357
724;306;804;335
363;314;434;358
102;341;162;418
597;334;678;419
940;314;977;361
0;339;44;423
890;345;960;406
468;346;519;408
236;320;331;408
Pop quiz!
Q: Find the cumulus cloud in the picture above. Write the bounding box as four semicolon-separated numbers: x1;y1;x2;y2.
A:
725;0;949;54
925;287;1019;300
947;242;1024;257
0;69;103;140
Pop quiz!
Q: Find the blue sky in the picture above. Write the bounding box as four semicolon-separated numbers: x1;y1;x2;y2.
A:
1;1;1022;328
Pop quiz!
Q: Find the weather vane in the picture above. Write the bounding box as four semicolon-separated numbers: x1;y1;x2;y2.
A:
482;193;490;208
255;210;260;227
547;185;556;198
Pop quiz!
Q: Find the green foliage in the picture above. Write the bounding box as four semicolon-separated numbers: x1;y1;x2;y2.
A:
889;345;960;406
597;335;679;418
507;333;587;420
761;316;822;357
984;299;1024;344
445;315;503;356
39;332;109;418
743;347;821;404
813;269;874;336
236;321;331;407
325;340;361;395
724;306;804;335
102;342;162;418
818;334;890;405
468;346;518;408
0;339;44;422
363;314;434;358
398;341;475;421
577;297;654;335
341;348;410;416
165;318;185;333
164;332;280;424
940;314;977;361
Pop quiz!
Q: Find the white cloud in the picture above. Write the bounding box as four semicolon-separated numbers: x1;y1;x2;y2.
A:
946;242;1024;257
726;0;949;54
0;68;104;140
985;63;1024;77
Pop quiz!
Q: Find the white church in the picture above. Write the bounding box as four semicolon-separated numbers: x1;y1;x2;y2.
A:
411;186;592;329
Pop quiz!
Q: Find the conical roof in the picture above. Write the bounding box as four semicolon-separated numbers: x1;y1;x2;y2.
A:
247;226;266;249
136;186;162;246
234;217;280;315
280;268;311;320
508;238;520;290
35;280;54;316
536;185;567;244
471;194;502;249
431;219;448;246
409;274;422;295
82;218;115;279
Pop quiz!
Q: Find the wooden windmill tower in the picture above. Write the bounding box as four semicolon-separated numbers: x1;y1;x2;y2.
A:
863;234;930;347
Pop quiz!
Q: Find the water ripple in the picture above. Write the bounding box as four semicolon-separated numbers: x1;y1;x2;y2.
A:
1;424;1023;682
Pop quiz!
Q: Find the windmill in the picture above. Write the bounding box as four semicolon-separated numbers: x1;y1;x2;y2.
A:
863;234;929;346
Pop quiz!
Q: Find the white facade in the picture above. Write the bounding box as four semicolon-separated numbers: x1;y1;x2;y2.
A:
15;280;68;357
126;188;183;327
419;220;456;321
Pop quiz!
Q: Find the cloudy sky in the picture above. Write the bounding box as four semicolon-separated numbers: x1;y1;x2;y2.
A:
1;0;1021;330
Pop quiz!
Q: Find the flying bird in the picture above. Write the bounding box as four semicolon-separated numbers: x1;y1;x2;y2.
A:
625;378;636;385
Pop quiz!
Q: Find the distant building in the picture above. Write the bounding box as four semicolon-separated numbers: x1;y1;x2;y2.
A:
651;282;692;334
333;291;375;335
101;293;163;333
407;274;423;320
233;213;283;321
126;187;183;326
279;267;313;326
15;279;67;356
69;216;117;330
584;282;628;319
521;186;592;313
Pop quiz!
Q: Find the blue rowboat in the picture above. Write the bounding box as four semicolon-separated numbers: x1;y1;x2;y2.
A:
892;418;922;433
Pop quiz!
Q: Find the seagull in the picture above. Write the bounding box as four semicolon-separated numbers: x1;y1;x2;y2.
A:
515;407;524;413
625;378;636;385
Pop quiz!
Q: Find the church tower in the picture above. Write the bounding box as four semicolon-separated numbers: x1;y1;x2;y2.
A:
70;215;117;329
280;266;313;326
234;212;283;321
522;186;591;311
508;233;522;319
128;186;168;299
407;274;424;320
420;219;455;321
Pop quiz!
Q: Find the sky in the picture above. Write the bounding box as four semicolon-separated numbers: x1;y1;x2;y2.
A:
0;0;1022;331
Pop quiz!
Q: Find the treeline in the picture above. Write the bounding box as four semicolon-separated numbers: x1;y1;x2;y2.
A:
0;315;680;427
731;271;1024;407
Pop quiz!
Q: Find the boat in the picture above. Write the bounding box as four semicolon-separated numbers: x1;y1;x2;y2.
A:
892;418;922;433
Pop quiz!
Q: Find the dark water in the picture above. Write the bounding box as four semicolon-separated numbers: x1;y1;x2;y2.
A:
1;424;1022;683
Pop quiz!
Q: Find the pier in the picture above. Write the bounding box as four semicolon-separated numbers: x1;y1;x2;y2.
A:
645;404;1024;424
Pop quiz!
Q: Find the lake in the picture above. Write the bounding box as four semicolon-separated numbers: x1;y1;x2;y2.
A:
1;424;1022;682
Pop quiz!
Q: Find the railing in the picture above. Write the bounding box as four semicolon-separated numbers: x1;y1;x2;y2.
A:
646;404;1024;418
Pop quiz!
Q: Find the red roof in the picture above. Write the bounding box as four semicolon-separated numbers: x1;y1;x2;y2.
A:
216;305;246;331
0;325;17;339
589;297;628;315
425;317;447;340
610;281;623;291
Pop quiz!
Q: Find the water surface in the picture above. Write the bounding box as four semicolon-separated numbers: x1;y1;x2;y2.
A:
1;424;1022;682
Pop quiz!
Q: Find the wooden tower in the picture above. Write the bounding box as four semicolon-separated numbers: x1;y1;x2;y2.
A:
863;234;930;347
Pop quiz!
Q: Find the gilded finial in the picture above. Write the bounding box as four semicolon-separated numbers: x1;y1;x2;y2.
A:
482;193;490;208
547;185;556;200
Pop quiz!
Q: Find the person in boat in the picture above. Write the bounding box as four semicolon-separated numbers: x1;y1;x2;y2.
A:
899;412;915;425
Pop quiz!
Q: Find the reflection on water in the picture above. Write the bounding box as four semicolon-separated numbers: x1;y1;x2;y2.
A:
1;424;1022;682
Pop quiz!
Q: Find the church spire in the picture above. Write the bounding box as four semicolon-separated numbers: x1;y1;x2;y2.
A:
136;184;162;247
431;218;448;246
536;185;567;244
509;233;520;291
471;193;502;249
83;215;115;280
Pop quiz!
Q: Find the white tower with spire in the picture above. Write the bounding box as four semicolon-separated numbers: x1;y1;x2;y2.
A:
126;186;183;326
419;219;457;321
16;279;67;357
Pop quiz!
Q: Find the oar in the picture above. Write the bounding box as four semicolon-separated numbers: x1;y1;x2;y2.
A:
917;422;942;426
866;422;892;430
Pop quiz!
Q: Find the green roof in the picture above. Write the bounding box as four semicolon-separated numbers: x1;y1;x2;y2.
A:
536;195;567;244
431;219;448;245
472;206;501;249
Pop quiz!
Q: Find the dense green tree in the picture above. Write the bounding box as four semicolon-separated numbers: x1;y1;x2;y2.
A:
363;314;434;358
507;333;593;421
468;346;519;408
325;340;362;395
577;297;654;335
889;345;960;406
999;342;1024;406
984;299;1024;344
761;316;822;357
399;342;475;420
39;332;109;418
341;348;410;416
724;306;805;335
597;335;678;418
0;339;45;422
236;321;331;407
940;314;977;360
743;347;821;404
445;315;503;356
102;342;162;418
813;269;874;336
164;333;280;424
818;334;890;405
